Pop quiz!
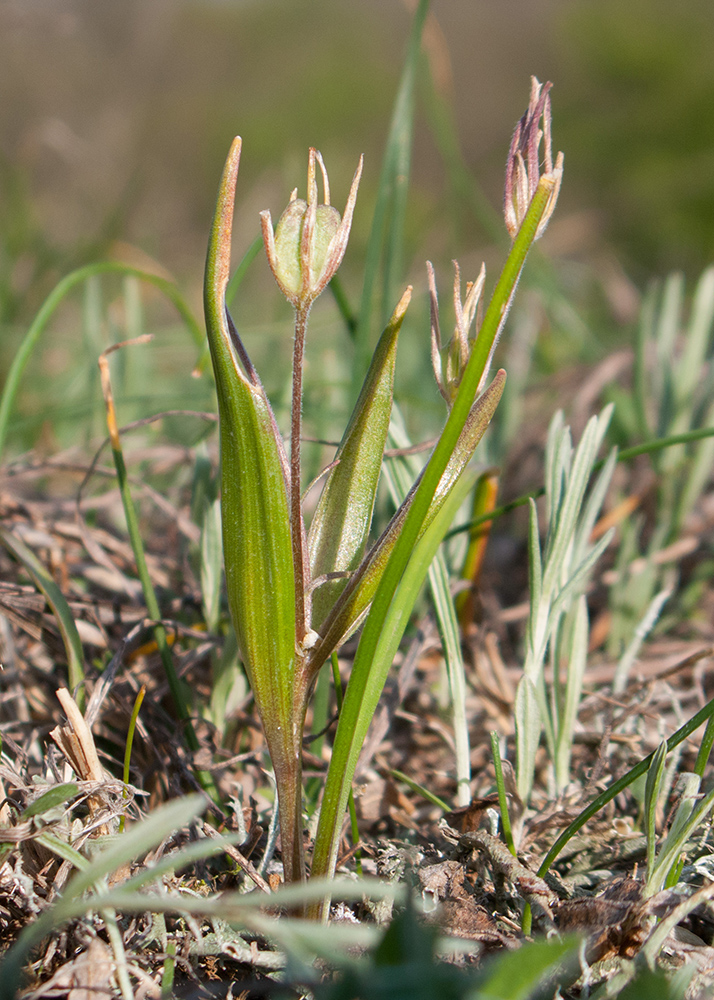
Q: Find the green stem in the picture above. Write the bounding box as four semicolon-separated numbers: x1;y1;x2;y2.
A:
491;732;516;856
120;685;146;834
331;653;362;876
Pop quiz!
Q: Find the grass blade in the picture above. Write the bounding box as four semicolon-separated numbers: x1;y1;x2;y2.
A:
0;526;85;704
0;261;203;462
353;0;429;388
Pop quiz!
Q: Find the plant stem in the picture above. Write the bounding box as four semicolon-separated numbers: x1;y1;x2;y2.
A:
491;732;516;856
291;304;310;643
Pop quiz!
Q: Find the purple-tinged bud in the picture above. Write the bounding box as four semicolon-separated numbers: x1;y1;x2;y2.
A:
261;148;363;311
504;77;564;241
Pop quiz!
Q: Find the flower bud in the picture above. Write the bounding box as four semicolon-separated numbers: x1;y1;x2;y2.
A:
261;148;363;311
504;77;564;241
429;260;487;407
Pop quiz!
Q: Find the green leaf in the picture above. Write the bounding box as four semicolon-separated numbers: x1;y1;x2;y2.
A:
308;288;410;627
308;371;505;674
515;676;542;804
0;526;85;704
204;138;302;881
20;783;80;821
205;137;295;737
470;936;579;1000
352;0;429;387
311;464;478;892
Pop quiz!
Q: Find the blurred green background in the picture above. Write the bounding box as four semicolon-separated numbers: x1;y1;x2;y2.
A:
2;0;714;455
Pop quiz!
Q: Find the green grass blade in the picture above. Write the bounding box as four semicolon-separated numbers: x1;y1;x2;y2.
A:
490;732;516;856
0;796;207;995
225;232;263;308
0;261;203;463
537;693;714;881
0;526;85;703
353;0;429;389
383;413;471;806
311;469;475;894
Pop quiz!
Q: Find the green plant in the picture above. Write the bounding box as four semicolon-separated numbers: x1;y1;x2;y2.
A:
515;407;616;805
606;265;714;673
204;74;563;895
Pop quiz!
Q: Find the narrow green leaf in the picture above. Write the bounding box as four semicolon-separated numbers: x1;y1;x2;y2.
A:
526;498;542;654
538;695;714;881
20;783;79;821
0;797;207;996
308;288;410;627
515;676;542;804
353;0;429;388
0;261;203;464
308;371;506;672
554;597;588;790
200;496;223;634
0;527;85;703
384;411;471;805
648;781;714;895
311;467;476;891
674;265;714;413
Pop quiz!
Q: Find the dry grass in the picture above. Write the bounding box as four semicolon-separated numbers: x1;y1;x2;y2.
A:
2;360;714;998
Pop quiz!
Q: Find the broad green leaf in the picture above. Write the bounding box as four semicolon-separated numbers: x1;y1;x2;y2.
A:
204;138;295;734
204;138;302;881
308;371;506;675
308;288;410;628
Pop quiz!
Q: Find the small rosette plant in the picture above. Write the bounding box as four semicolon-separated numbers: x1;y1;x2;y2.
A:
203;78;563;893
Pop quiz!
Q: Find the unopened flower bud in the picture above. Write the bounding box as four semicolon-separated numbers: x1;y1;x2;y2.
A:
261;148;363;311
429;259;487;408
504;77;564;241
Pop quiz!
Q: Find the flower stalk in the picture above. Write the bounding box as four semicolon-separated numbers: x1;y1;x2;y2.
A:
204;78;563;895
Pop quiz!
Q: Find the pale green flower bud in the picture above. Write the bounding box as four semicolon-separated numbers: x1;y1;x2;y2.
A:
261;148;363;310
